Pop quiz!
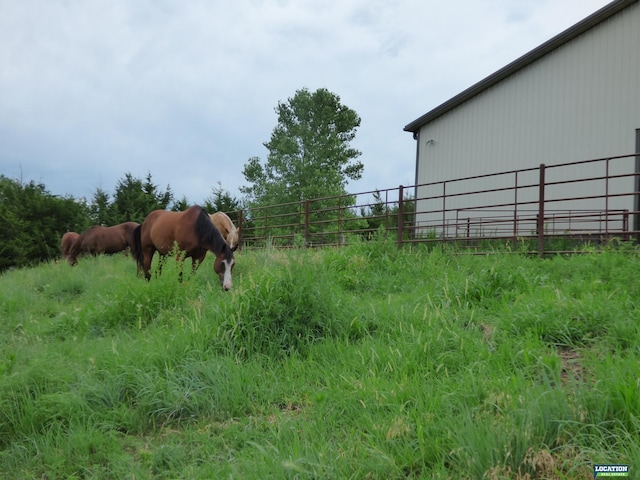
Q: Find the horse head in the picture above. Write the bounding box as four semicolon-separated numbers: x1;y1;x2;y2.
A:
213;244;235;291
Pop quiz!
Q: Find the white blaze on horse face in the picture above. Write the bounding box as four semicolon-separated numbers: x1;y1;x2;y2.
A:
221;258;234;291
215;256;234;291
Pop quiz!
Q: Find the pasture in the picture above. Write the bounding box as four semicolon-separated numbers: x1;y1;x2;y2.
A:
0;238;639;479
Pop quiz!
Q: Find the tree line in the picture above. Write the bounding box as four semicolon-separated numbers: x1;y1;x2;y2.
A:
1;87;408;271
0;172;240;271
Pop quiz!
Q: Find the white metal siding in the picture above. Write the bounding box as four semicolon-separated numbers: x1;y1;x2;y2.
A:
415;2;640;234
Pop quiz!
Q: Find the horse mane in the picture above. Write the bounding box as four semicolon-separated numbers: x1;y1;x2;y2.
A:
226;223;239;250
194;207;231;259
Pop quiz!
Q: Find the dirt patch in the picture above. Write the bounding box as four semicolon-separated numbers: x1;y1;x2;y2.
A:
558;347;584;385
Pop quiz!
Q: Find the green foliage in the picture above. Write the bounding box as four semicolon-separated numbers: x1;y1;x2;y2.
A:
241;88;363;236
0;248;639;478
111;172;173;223
0;175;90;271
202;182;241;216
88;187;113;225
215;252;356;359
171;195;190;212
360;190;387;231
86;172;176;225
358;190;415;239
0;170;240;270
242;87;362;204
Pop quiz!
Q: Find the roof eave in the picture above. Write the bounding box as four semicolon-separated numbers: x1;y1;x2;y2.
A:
403;0;638;133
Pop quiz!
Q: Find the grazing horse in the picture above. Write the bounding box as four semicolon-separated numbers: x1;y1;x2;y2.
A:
60;231;80;265
67;222;140;266
209;211;240;250
133;205;235;290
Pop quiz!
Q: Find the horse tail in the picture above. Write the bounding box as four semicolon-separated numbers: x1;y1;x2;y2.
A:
132;224;144;271
66;232;83;264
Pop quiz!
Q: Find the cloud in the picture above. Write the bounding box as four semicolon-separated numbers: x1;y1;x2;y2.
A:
0;0;611;204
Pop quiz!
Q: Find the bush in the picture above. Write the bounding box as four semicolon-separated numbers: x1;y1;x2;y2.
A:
216;252;353;358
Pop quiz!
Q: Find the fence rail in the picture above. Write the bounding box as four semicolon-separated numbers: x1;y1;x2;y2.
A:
232;153;640;255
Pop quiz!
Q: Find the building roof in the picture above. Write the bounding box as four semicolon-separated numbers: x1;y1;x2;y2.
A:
403;0;638;133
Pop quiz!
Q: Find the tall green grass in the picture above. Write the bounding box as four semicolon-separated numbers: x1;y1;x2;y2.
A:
0;240;639;478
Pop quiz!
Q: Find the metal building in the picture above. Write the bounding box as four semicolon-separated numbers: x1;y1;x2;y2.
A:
404;0;640;239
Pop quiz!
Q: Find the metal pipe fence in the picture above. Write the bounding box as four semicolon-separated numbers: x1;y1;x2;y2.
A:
232;153;640;256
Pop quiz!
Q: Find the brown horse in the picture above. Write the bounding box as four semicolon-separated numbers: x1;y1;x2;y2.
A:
209;211;240;250
67;222;140;266
133;205;235;290
60;231;80;265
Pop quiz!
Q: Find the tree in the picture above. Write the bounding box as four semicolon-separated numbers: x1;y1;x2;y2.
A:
171;196;190;212
89;187;114;225
0;176;89;270
203;183;241;221
111;172;173;223
240;88;363;243
358;190;415;240
241;87;363;206
360;190;387;236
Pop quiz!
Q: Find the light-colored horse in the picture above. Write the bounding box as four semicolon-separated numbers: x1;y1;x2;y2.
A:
209;211;240;250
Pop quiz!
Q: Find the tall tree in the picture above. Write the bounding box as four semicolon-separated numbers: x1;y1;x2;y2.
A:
89;187;114;225
240;88;363;243
171;196;190;212
241;87;363;206
361;190;387;233
0;176;89;270
111;172;173;223
203;182;241;221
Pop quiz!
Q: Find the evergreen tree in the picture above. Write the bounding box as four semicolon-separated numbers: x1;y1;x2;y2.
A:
0;176;89;270
89;187;114;225
171;196;190;212
360;190;387;235
203;183;241;222
111;172;173;223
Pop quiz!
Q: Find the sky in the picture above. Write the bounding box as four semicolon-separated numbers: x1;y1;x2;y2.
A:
0;0;612;206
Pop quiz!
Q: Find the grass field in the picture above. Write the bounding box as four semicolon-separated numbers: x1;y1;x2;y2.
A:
0;238;639;479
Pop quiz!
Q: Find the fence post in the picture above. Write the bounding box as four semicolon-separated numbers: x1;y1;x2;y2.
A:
304;200;310;247
237;209;244;250
623;210;629;241
605;157;610;243
264;206;269;246
338;195;343;246
397;185;404;248
537;164;546;257
442;181;447;239
513;171;519;246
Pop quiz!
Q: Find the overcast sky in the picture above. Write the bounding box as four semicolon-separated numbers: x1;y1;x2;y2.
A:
0;0;611;205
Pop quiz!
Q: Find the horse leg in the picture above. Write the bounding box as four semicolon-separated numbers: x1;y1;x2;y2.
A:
143;248;155;280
